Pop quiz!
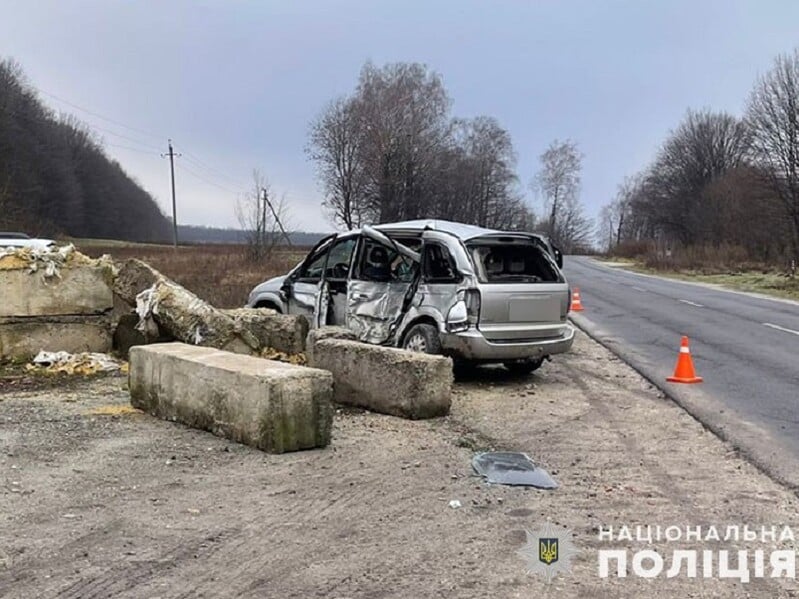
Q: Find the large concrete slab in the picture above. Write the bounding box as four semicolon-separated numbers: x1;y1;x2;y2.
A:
129;343;333;453
0;266;113;317
307;335;453;419
223;308;309;354
0;317;112;359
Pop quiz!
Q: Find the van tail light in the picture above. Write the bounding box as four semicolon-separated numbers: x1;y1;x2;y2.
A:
465;289;481;325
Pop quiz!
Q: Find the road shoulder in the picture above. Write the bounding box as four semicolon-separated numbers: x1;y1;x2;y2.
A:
2;333;798;596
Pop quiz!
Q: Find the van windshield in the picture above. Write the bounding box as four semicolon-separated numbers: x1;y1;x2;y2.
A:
467;241;559;283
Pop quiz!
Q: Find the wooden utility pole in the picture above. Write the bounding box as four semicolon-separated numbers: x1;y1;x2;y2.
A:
261;186;292;246
162;139;180;247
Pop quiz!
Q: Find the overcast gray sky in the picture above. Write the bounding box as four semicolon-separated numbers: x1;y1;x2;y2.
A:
2;1;798;233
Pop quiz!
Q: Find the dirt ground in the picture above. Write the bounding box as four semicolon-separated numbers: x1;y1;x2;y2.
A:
2;331;799;598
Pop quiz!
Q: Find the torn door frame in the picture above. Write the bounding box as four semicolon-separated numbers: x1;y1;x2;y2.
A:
344;226;479;347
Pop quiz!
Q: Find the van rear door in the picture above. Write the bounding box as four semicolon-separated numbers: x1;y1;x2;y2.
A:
465;234;569;342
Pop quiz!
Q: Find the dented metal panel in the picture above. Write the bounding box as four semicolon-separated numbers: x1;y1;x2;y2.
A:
346;280;414;344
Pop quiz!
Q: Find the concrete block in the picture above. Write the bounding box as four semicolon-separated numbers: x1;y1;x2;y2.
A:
129;343;334;453
223;308;309;354
305;326;357;365
0;266;113;317
0;316;112;359
307;337;453;419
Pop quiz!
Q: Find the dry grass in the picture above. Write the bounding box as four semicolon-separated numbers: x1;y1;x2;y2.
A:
604;242;799;300
77;242;308;308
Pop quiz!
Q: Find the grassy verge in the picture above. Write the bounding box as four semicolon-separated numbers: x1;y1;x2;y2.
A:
609;261;799;301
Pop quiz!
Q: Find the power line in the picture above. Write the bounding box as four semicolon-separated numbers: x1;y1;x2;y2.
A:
176;161;245;195
0;104;163;153
34;86;162;142
177;146;249;188
103;142;161;155
30;85;239;177
6;88;247;191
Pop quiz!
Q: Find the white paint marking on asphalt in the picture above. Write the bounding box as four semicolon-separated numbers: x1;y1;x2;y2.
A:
678;299;704;308
632;286;647;292
763;322;799;337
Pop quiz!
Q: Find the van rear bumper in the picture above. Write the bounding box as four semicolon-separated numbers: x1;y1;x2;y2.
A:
440;324;575;361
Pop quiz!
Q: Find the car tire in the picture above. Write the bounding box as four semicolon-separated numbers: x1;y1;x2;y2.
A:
402;323;442;355
503;357;545;375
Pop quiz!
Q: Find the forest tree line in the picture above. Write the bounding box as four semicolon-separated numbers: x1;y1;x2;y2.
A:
0;59;171;241
599;48;799;266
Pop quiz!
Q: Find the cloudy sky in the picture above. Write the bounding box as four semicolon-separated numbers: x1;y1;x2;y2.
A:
2;1;798;233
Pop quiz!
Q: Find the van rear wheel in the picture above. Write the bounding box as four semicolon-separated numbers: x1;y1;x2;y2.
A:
503;357;544;375
402;323;442;355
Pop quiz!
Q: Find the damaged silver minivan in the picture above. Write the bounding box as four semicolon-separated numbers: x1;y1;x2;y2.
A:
247;219;574;373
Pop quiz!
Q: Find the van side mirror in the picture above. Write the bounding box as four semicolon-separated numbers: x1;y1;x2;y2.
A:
553;247;563;269
280;278;293;301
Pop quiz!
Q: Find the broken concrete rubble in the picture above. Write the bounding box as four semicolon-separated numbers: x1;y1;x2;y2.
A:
0;246;115;359
0;316;112;358
129;343;333;453
223;308;309;355
113;259;309;357
112;258;161;307
135;280;261;355
0;263;113;318
306;329;453;419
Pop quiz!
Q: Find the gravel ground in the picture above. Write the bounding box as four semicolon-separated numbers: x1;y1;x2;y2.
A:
1;331;798;598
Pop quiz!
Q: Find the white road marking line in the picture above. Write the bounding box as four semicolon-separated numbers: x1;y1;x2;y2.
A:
632;286;646;292
763;322;799;337
678;299;704;308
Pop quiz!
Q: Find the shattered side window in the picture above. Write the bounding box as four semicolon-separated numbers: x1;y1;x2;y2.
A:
298;249;329;282
324;238;357;280
356;239;418;283
422;243;460;283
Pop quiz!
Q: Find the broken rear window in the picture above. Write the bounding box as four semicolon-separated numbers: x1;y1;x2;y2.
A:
467;240;559;283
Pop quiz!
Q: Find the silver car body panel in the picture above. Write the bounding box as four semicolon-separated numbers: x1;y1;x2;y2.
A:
346;279;414;344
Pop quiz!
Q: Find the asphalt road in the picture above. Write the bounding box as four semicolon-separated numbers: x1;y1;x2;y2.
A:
564;256;799;489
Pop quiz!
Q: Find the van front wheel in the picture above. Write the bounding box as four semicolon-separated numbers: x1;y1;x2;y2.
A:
402;323;442;355
503;357;544;375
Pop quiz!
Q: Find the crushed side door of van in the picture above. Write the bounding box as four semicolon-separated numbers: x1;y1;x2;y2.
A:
345;226;421;344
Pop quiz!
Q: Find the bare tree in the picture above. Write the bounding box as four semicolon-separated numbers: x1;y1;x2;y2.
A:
534;140;590;250
235;170;292;260
355;61;451;222
644;109;750;245
306;61;530;231
596;204;615;252
307;97;368;229
746;49;799;259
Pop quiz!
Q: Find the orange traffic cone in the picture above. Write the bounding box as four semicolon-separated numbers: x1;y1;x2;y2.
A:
667;336;703;383
570;288;585;312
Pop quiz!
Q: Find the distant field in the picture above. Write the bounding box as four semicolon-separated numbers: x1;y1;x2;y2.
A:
66;237;176;249
76;242;308;308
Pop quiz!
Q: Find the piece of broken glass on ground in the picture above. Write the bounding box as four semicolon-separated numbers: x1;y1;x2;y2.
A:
472;451;557;489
